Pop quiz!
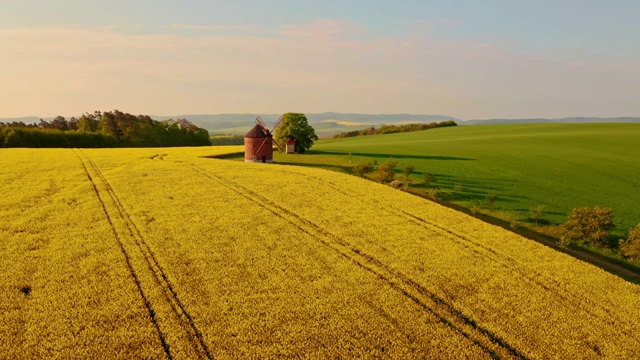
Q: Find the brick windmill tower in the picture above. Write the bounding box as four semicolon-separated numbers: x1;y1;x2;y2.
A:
244;116;285;163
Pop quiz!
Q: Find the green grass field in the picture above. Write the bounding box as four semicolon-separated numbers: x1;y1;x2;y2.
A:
274;123;640;238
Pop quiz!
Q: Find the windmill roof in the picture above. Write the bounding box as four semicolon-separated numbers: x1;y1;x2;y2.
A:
245;124;267;138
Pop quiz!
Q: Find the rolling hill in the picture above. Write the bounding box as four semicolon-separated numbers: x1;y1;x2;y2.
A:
273;123;640;239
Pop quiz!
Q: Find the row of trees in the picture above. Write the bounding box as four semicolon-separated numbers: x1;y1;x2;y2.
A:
0;110;211;148
333;120;457;139
349;159;640;262
561;206;640;260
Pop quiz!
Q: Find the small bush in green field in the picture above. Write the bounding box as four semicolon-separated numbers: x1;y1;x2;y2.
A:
425;188;442;201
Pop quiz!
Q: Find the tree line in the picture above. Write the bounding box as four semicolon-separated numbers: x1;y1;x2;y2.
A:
0;110;211;148
333;120;457;139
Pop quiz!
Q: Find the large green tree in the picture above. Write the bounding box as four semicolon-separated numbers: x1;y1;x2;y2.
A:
274;113;318;154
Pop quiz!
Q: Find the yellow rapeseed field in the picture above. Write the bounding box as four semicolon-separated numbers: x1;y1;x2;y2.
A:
1;146;639;359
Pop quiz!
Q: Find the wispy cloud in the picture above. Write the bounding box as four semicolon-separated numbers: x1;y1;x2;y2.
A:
167;23;268;34
279;18;370;41
1;20;638;118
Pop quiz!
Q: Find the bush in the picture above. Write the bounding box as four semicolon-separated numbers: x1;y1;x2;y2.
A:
560;206;614;247
620;224;640;260
375;159;397;183
510;219;521;230
471;205;480;216
425;188;442;201
389;180;403;189
353;162;373;177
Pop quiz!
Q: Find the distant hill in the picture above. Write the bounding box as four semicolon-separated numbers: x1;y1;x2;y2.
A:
0;116;44;124
151;113;458;136
462;117;640;125
4;114;639;136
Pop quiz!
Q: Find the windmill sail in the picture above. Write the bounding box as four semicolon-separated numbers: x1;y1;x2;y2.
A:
255;116;267;129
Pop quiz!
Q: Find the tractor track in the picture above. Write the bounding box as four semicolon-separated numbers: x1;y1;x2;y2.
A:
75;150;213;360
276;168;640;341
181;161;527;360
73;150;173;359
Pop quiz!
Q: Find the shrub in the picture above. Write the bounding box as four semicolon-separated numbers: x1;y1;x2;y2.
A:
353;162;373;177
471;205;480;216
620;224;640;260
510;219;521;231
389;180;403;189
425;188;441;202
375;160;397;183
560;206;614;247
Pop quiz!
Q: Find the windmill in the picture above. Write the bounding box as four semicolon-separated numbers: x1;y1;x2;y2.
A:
244;115;285;163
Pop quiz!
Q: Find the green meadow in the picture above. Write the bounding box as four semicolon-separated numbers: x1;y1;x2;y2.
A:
274;123;640;238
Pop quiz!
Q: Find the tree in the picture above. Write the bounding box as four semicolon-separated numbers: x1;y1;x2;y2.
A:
402;164;415;183
50;116;69;131
274;113;318;154
485;192;498;210
560;206;614;247
375;159;397;183
77;113;98;132
529;205;546;225
353;162;373;177
620;224;640;260
423;172;436;187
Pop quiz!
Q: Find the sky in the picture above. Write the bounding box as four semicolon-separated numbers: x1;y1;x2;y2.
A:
1;0;639;119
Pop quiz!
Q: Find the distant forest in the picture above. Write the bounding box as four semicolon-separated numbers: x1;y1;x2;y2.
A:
0;110;211;148
333;120;458;138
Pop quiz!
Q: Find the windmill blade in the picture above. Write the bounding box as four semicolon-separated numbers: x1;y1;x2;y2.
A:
273;139;285;153
271;116;284;132
255;137;270;155
255;116;267;129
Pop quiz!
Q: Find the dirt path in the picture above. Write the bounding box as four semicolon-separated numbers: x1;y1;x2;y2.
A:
449;203;640;284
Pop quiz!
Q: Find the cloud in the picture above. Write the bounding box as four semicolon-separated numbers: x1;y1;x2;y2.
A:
0;21;638;118
167;23;267;34
279;18;369;41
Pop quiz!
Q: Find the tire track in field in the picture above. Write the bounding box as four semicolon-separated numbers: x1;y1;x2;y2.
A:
181;162;526;360
75;150;213;360
73;150;173;360
277;168;640;342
